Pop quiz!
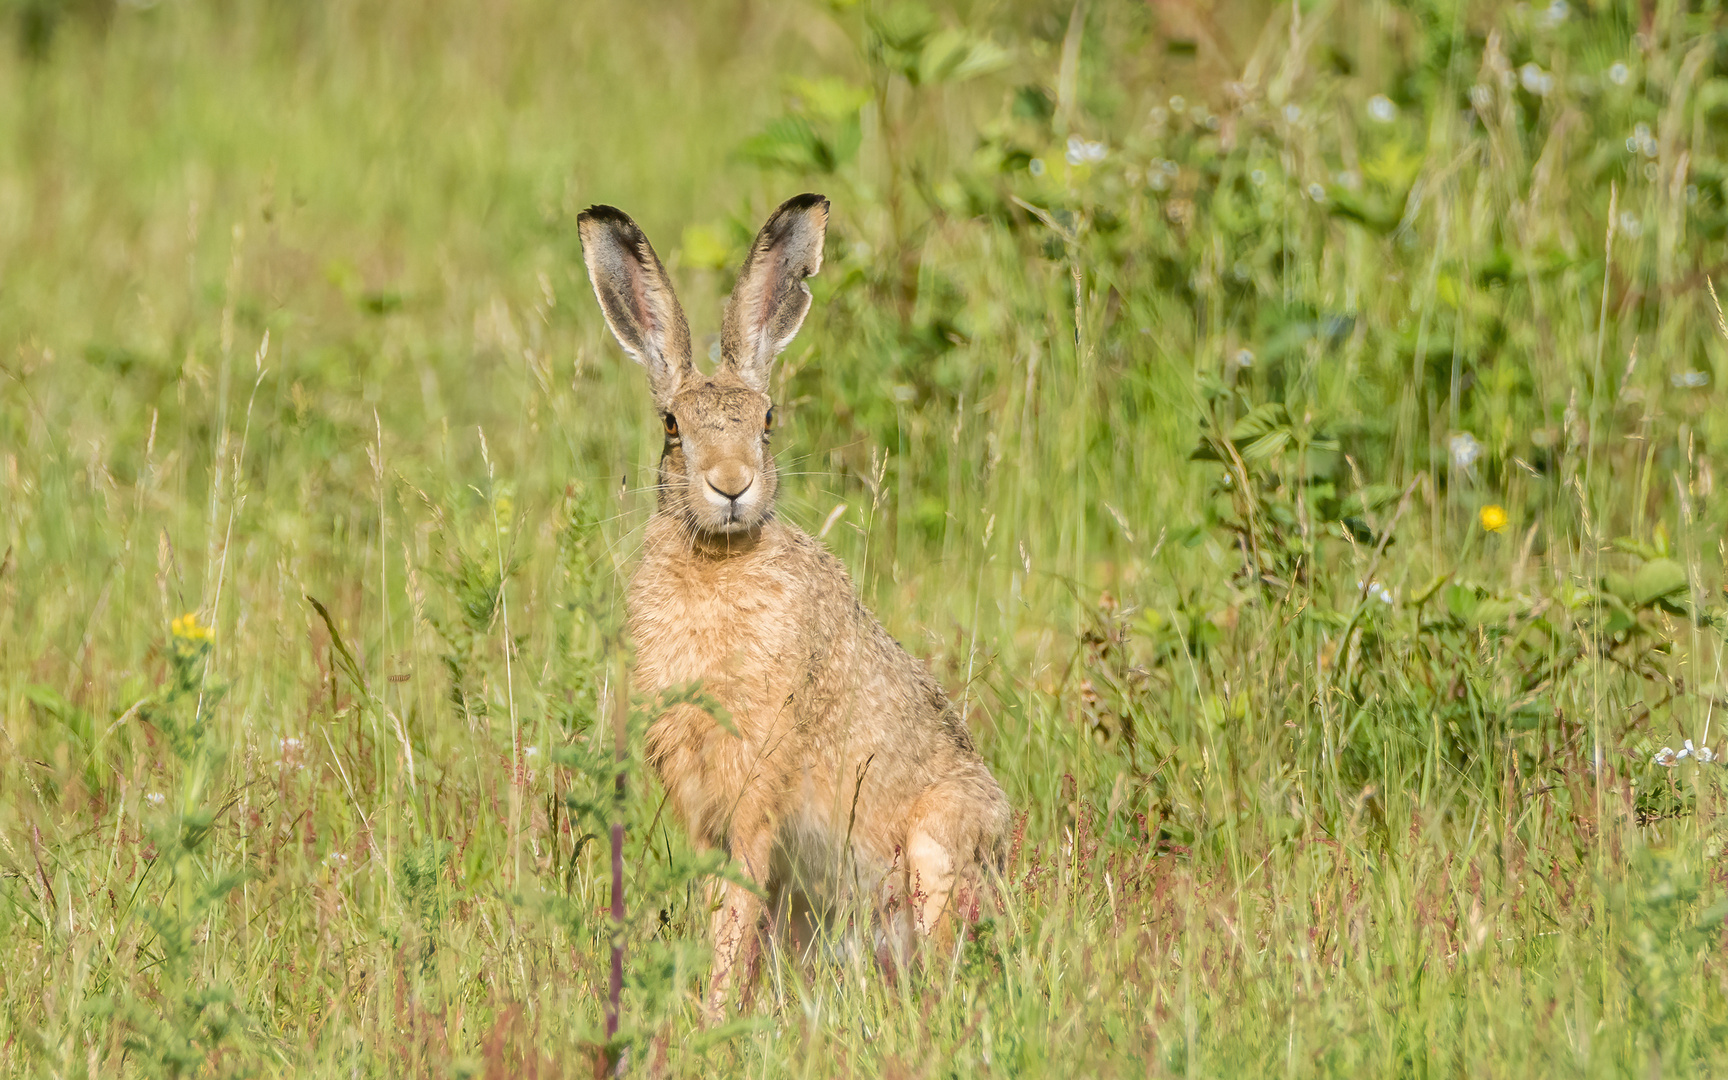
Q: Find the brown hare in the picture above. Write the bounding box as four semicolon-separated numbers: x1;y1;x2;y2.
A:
577;194;1009;1015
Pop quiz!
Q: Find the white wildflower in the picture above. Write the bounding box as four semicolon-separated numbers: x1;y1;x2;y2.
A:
1283;103;1302;124
1671;371;1709;389
1307;183;1326;202
1357;580;1396;605
1608;62;1630;86
1618;212;1642;239
145;792;166;807
1065;137;1107;165
1627;123;1656;158
1520;64;1554;97
1449;432;1482;470
1250;168;1266;186
1656;740;1716;766
1543;0;1569;25
1367;95;1397;123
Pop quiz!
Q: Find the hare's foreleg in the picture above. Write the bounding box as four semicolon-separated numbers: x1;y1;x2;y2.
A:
706;877;764;1018
705;809;775;1019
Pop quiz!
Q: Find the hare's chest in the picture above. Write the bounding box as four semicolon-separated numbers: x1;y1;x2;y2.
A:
627;556;802;696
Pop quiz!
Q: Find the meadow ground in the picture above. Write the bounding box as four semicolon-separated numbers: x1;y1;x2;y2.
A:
3;0;1728;1075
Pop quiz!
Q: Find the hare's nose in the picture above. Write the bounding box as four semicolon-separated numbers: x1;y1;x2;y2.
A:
705;464;755;501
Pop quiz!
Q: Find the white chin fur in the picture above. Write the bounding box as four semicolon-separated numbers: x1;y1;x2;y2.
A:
696;517;760;536
695;487;762;532
689;504;765;534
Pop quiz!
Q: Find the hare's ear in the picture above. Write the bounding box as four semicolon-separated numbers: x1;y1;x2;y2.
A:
719;193;829;393
578;205;694;406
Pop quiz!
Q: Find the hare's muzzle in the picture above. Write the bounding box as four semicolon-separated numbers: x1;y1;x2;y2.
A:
703;462;758;515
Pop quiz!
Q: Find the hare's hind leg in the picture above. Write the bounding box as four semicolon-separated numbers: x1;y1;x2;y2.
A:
904;827;958;954
903;777;1007;956
903;786;974;954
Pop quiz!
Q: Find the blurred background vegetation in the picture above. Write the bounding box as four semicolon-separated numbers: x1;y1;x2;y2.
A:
3;0;1728;1075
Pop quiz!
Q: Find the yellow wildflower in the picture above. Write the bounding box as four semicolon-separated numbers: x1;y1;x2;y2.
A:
1479;504;1508;534
170;612;213;642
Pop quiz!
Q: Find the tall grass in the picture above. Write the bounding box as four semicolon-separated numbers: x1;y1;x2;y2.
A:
2;0;1727;1075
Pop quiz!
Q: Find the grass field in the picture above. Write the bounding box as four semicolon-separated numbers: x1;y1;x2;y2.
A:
4;0;1728;1075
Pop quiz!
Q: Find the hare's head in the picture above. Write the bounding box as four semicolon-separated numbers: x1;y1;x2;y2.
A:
579;194;828;538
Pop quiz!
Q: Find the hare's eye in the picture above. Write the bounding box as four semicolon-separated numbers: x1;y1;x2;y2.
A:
662;413;679;438
764;407;775;433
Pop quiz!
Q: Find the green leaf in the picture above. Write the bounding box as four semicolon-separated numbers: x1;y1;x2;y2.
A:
831;115;863;169
1341;483;1403;518
1239;428;1292;462
1410;572;1452;607
869;0;937;53
1631;558;1688;608
1603;597;1638;636
1612;536;1664;561
737;116;821;171
786;76;870;122
1471;598;1513;627
1228;402;1288;442
1325;188;1403;233
919;29;1009;85
306;595;369;701
1443;584;1479;622
1693;898;1728;931
1601;572;1636;608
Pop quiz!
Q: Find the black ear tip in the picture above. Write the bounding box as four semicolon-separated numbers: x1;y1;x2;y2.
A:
578;205;643;239
580;204;631;222
782;193;830;216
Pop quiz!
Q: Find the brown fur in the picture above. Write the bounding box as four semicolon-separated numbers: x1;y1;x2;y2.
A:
577;195;1009;1016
